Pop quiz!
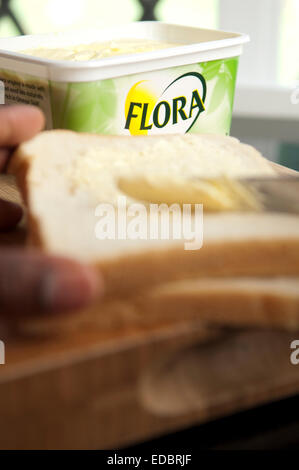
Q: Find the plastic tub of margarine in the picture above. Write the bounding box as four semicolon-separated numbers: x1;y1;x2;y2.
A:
0;22;249;136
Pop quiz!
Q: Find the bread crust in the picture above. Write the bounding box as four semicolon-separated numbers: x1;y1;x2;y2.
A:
9;146;44;247
94;239;299;297
135;278;299;330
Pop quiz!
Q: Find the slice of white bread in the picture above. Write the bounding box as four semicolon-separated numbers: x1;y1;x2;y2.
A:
134;277;299;330
9;130;299;298
18;277;299;334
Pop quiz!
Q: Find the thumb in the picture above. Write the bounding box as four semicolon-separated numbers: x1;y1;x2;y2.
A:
0;249;103;318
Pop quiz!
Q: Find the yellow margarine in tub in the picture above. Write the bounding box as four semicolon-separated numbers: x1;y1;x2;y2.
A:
0;22;249;135
21;39;177;61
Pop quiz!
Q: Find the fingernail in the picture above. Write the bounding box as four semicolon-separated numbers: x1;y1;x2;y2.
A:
41;265;102;314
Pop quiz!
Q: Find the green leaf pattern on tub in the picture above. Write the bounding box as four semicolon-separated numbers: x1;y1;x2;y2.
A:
207;58;238;114
50;78;117;134
190;57;239;135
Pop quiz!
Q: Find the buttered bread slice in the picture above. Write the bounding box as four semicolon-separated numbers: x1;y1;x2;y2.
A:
9;131;299;297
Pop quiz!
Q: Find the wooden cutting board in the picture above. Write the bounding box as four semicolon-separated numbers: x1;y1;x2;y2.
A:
1;168;299;450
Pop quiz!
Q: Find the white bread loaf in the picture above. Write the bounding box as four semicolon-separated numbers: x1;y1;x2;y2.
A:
9;130;299;299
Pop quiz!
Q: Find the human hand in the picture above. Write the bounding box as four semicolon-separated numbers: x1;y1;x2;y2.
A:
0;105;102;319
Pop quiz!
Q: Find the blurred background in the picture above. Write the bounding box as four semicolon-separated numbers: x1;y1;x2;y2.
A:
0;0;298;169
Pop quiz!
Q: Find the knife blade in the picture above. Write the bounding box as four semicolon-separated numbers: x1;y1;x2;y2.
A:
234;176;299;214
118;175;299;213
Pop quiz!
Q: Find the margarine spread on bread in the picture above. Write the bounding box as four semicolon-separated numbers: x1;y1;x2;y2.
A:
64;133;273;210
117;176;262;212
21;39;177;61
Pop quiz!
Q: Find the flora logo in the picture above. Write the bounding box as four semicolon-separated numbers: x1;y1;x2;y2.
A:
124;72;206;135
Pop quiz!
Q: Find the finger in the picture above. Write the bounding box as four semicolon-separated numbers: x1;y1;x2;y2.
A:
0;105;45;147
0;199;23;230
0;249;103;318
0;148;10;172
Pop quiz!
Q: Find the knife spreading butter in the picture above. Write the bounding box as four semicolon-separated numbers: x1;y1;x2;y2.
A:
118;176;263;212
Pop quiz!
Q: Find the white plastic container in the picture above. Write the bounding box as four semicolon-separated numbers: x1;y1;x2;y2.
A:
0;22;249;135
